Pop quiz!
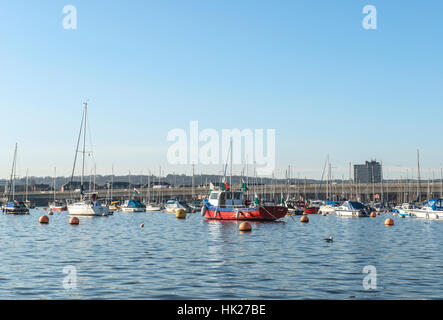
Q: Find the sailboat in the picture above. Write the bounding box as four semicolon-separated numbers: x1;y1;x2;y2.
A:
49;167;67;211
2;143;29;215
67;103;109;216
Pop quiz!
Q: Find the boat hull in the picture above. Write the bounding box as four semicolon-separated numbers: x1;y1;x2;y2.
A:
3;208;30;215
50;206;67;211
336;210;368;217
121;207;146;212
304;207;319;214
204;206;287;221
68;203;109;216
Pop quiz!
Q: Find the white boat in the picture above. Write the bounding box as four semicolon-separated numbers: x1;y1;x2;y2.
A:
68;194;109;216
67;103;109;217
121;199;146;212
319;201;340;214
164;199;191;213
335;201;370;217
395;202;414;216
409;199;443;220
145;202;163;211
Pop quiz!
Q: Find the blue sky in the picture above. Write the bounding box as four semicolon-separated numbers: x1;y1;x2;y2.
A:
0;1;442;179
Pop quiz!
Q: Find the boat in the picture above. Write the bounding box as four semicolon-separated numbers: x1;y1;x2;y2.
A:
24;200;35;209
335;201;370;217
202;189;287;221
408;199;443;220
2;200;30;215
67;103;109;217
145;202;163;211
394;202;414;217
2;144;29;215
108;201;120;212
319;201;340;215
304;200;321;214
189;199;202;213
285;201;304;215
164;199;191;213
49;201;68;211
121;199;146;212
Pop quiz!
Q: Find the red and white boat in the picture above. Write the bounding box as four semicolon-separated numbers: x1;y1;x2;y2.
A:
303;200;321;214
49;201;68;211
202;190;287;221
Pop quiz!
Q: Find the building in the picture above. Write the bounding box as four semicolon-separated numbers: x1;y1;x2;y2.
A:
354;160;382;183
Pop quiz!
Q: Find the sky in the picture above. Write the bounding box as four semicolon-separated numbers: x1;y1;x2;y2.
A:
0;0;442;179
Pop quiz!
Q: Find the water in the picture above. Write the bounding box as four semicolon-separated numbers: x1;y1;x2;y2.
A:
0;209;442;299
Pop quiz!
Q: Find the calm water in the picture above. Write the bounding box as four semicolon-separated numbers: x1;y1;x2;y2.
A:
0;209;442;299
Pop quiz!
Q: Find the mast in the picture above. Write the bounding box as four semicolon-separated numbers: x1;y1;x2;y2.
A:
229;138;233;188
25;168;29;203
417;149;421;202
192;164;195;199
8;143;18;201
54;167;57;202
81;103;87;194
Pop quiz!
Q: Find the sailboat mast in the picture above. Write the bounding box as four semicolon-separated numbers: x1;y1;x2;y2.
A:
230;138;232;188
81;103;87;190
25;168;29;202
9;143;18;201
417;149;421;202
54;167;56;202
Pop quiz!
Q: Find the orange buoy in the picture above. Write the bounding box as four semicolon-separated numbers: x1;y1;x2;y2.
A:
385;218;394;226
69;217;79;225
370;212;376;218
140;223;144;228
43;208;47;211
239;222;252;232
39;215;49;224
300;216;309;223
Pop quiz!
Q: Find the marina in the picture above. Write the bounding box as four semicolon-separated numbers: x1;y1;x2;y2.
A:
0;207;442;299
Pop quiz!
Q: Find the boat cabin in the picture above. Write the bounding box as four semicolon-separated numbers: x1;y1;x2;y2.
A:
422;199;443;211
208;191;244;207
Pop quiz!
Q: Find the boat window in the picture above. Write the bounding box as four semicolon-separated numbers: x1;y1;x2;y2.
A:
210;192;218;200
226;192;232;200
219;193;225;201
234;192;241;200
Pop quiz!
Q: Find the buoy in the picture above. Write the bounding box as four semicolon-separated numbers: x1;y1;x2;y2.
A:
140;223;144;228
48;211;53;215
385;218;394;226
176;208;186;219
322;212;327;216
376;212;380;215
300;216;309;223
324;236;333;242
102;213;107;216
370;212;376;218
39;215;49;224
239;222;252;232
400;215;405;218
69;217;79;225
43;208;47;211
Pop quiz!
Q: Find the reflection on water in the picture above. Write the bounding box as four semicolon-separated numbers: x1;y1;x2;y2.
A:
0;209;442;299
